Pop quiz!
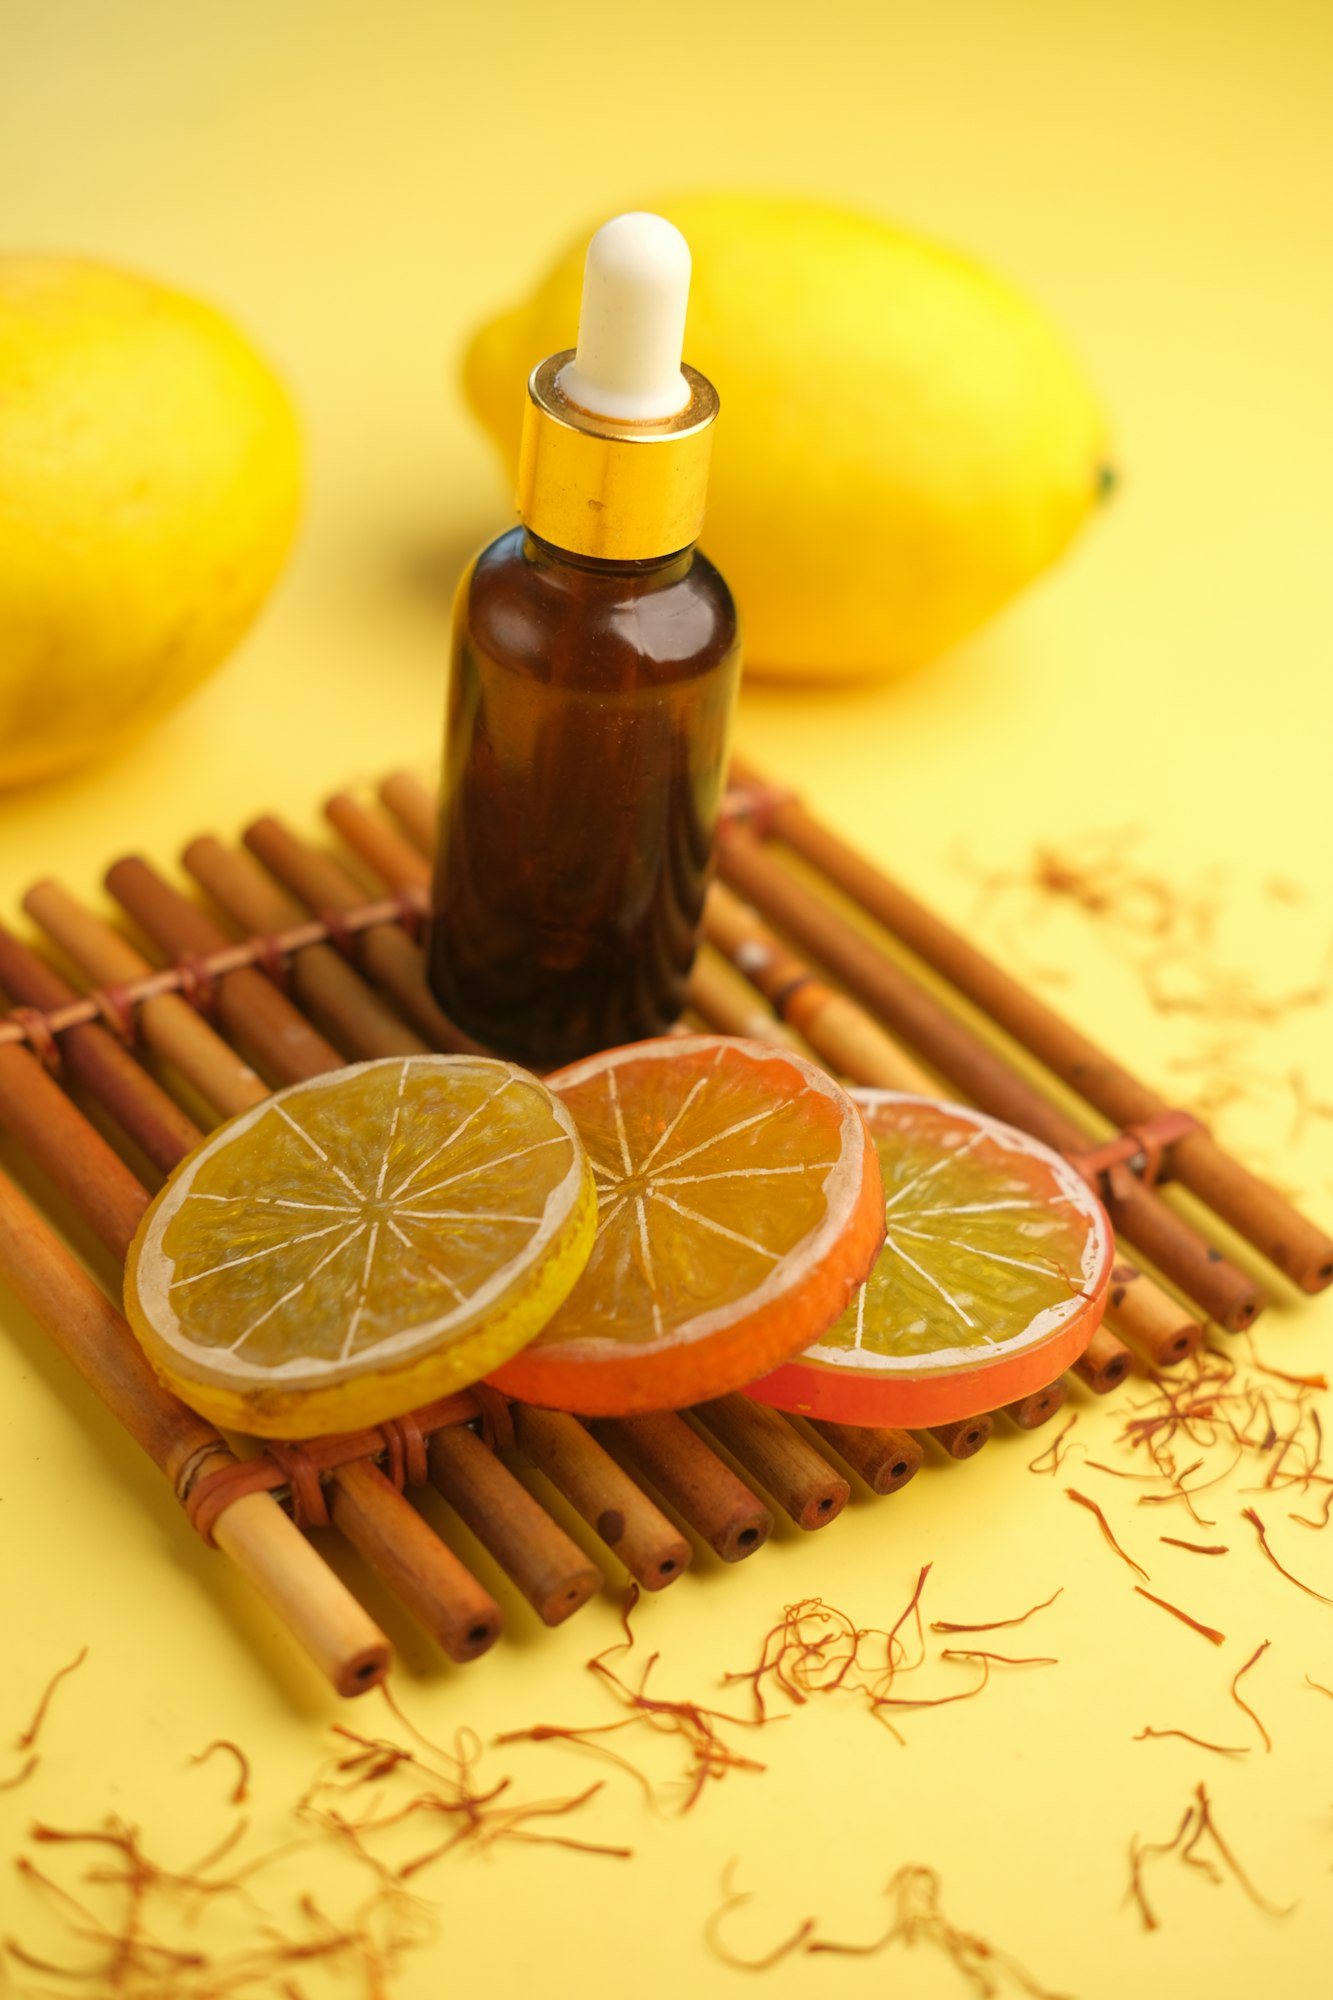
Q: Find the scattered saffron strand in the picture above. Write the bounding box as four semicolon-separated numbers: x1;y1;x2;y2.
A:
190;1738;252;1805
499;1585;768;1815
1133;1586;1226;1646
15;1645;88;1751
1239;1337;1328;1392
939;1650;1058;1668
1127;1804;1195;1930
706;1859;1070;1995
1159;1537;1229;1555
1127;1783;1296;1932
930;1587;1063;1634
1133;1727;1249;1757
1066;1487;1151;1581
885;1563;933;1671
1027;1415;1079;1476
703;1859;817;1971
1243;1505;1333;1605
0;1753;38;1792
873;1656;992;1711
1230;1641;1273;1753
1189;1783;1297;1918
1305;1677;1333;1700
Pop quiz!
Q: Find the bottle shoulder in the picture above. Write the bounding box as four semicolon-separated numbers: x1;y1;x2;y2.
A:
459;527;738;688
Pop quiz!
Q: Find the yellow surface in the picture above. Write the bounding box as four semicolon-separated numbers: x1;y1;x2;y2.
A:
2;3;1331;1996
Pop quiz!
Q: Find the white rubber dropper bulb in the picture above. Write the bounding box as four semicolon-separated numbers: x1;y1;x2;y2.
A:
559;212;693;423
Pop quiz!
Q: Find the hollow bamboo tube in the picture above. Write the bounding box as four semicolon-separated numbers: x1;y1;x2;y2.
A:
426;1425;601;1625
693;1394;850;1530
22;881;270;1121
0;1165;390;1695
326;794;430;894
326;1461;502;1662
511;1405;692;1590
0;1040;149;1259
182;837;428;1062
0;924;204;1174
684;949;804;1049
594;1411;773;1561
928;1414;994;1460
379;772;437;857
1002;1380;1069;1430
105;858;344;1086
1106;1262;1195;1367
1073;1322;1135;1394
717;825;1259;1334
806;1418;923;1496
243;817;474;1054
741;772;1333;1296
703;882;937;1093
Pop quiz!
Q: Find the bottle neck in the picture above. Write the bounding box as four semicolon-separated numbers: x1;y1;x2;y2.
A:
522;530;695;587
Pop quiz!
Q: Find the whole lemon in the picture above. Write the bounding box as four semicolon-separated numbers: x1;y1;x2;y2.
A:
465;195;1110;680
0;257;300;787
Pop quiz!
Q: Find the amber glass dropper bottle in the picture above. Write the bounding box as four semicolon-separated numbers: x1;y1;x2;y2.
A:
427;213;741;1070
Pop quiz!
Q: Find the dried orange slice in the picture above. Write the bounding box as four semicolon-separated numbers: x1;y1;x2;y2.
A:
489;1035;885;1415
745;1092;1113;1428
124;1055;596;1436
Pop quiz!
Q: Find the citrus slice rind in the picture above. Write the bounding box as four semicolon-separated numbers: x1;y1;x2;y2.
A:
489;1035;886;1416
124;1055;596;1437
744;1092;1113;1428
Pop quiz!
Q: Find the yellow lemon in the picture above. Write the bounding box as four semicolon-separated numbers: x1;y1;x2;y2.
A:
464;195;1110;681
0;257;300;787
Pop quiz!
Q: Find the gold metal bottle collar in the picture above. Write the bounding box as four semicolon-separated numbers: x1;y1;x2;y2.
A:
517;350;719;562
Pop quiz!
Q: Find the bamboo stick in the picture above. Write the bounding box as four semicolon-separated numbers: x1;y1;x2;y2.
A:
510;1405;692;1590
718;824;1260;1333
928;1415;994;1460
594;1411;773;1561
326;793;430;894
1073;1323;1134;1394
105;858;344;1087
1002;1381;1069;1430
326;1461;502;1661
0;1165;391;1695
182;836;428;1062
0;924;204;1174
379;771;437;856
242;817;475;1054
693;1394;850;1530
703;882;937;1092
685;949;804;1049
739;771;1333;1295
806;1418;924;1496
0;1039;150;1259
22;881;269;1120
426;1425;601;1624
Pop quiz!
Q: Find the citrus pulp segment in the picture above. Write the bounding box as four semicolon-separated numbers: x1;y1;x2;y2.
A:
744;1092;1113;1428
488;1035;885;1415
124;1055;596;1436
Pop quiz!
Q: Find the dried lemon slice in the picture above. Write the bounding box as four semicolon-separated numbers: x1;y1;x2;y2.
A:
124;1055;595;1436
490;1035;885;1415
745;1091;1113;1427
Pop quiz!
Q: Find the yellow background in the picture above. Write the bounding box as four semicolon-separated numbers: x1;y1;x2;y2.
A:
2;2;1332;1995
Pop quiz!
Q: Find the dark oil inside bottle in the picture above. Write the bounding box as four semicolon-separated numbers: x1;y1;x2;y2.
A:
427;527;741;1071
